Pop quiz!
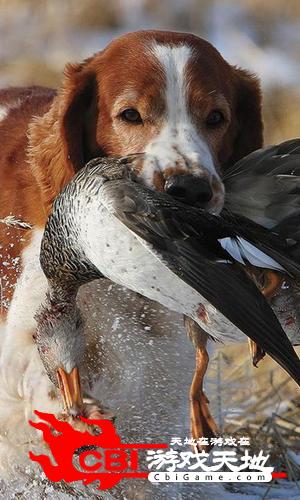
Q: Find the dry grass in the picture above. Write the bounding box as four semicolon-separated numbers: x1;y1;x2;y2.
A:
238;0;300;19
207;344;300;481
0;1;298;140
0;0;120;29
0;216;32;230
263;88;300;145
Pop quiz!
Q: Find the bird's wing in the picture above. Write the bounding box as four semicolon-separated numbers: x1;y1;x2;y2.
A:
100;180;300;386
224;138;300;235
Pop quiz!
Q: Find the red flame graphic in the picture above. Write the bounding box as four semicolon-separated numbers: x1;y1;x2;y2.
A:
29;411;167;490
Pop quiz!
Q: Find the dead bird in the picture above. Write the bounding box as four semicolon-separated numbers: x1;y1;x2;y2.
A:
34;143;300;443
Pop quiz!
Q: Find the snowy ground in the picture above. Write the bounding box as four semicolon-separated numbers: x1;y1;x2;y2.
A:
0;282;299;499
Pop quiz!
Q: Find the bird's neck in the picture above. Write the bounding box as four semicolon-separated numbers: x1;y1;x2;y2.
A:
35;284;86;383
47;281;79;305
41;180;103;289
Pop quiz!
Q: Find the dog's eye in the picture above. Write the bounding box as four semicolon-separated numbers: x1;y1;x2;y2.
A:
206;110;225;128
120;108;142;124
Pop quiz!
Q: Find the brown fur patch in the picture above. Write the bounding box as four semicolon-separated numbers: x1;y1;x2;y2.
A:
0;31;263;321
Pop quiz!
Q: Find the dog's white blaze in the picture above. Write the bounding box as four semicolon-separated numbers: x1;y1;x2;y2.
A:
154;44;191;124
141;44;218;186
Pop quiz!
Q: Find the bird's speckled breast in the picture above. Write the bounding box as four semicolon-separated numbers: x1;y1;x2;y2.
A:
77;199;246;344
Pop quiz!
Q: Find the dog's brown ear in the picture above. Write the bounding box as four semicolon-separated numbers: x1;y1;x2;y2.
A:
29;58;100;214
225;69;263;168
59;60;99;171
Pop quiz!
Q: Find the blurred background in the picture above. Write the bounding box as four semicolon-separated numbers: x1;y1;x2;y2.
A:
0;0;299;143
0;1;299;495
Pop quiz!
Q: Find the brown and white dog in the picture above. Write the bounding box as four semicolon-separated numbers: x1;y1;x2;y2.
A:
0;30;263;464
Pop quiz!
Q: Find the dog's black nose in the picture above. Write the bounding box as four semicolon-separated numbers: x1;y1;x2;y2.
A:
164;174;213;206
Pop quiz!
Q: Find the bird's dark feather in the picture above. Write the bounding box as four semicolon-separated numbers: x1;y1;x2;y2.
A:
224;139;300;242
100;180;300;385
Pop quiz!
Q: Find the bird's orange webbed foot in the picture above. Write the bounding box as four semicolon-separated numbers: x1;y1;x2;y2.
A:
58;397;115;434
81;396;115;421
190;388;218;451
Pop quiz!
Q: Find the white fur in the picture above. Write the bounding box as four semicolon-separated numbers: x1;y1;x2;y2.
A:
0;106;8;122
0;100;22;123
141;44;220;188
0;229;59;476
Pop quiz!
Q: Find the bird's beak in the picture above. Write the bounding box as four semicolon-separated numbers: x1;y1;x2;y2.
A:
57;366;83;416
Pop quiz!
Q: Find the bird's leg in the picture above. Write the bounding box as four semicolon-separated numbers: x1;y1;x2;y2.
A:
185;317;218;451
262;270;283;298
247;339;265;367
246;268;283;367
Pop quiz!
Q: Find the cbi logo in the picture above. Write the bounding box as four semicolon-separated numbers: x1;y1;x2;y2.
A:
29;411;168;490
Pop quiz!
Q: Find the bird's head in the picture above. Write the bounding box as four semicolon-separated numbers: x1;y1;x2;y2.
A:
34;300;85;415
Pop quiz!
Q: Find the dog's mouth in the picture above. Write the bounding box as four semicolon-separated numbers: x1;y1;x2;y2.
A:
119;153;225;214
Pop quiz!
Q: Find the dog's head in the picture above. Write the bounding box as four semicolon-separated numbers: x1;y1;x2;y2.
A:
31;30;263;214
